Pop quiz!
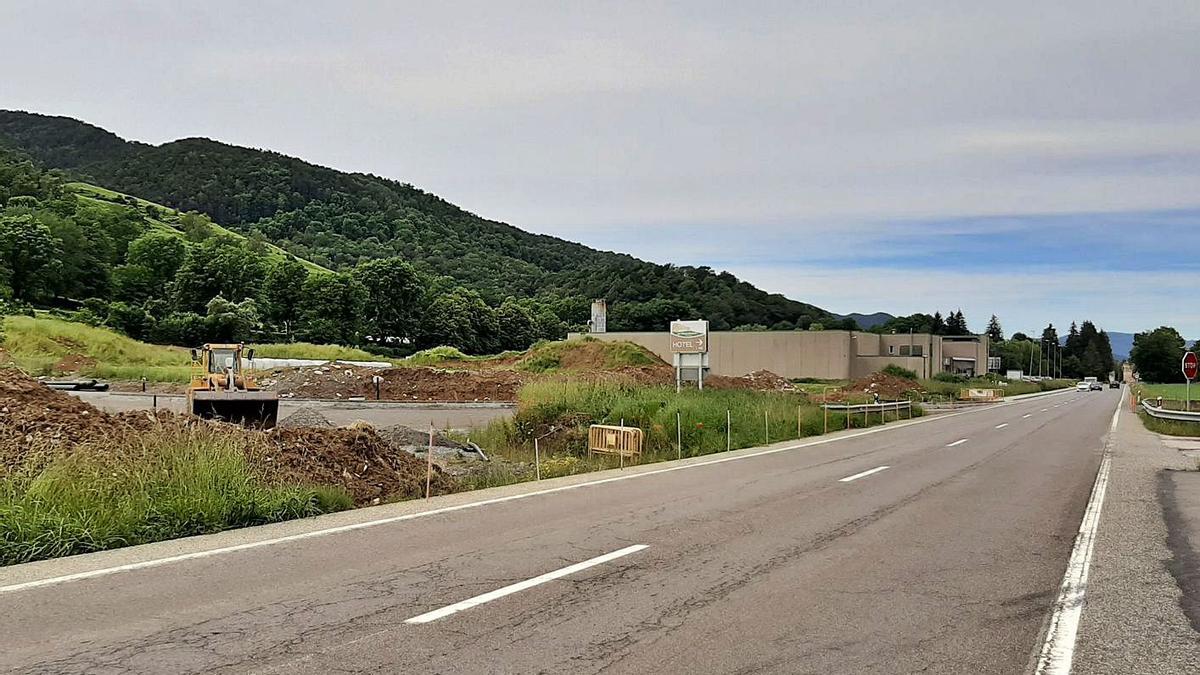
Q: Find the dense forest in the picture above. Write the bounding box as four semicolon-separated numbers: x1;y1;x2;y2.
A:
0;110;842;346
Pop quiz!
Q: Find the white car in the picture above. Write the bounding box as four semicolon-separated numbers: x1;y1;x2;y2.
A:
1076;381;1091;391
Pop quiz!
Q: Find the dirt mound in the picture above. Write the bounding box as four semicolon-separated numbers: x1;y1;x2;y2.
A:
266;365;525;402
707;369;797;392
379;425;468;450
51;354;97;373
278;406;334;429
844;372;924;399
0;368;112;465
266;425;454;504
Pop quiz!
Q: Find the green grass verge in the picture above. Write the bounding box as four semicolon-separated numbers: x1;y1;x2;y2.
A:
1135;383;1197;400
0;423;352;566
1136;411;1200;438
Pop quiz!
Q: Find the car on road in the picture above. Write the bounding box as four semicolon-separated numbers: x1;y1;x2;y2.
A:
1076;381;1091;391
1090;381;1104;390
1109;380;1120;388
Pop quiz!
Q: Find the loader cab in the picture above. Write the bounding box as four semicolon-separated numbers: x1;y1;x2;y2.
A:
207;347;240;374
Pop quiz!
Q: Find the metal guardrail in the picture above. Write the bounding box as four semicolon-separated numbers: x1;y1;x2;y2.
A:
822;400;912;415
1141;400;1200;422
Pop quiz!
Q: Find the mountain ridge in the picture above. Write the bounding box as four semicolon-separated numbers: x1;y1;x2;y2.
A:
0;109;839;331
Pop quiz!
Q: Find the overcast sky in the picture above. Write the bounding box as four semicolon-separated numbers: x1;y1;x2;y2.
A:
3;1;1198;335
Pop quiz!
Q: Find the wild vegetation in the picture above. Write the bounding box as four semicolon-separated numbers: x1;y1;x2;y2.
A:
1;422;351;565
0;111;843;340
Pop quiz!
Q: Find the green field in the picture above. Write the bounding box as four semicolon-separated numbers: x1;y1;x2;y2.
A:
1134;383;1198;400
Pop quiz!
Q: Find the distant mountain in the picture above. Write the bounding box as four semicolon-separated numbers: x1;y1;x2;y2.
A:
0;110;836;331
1104;332;1135;362
838;312;896;330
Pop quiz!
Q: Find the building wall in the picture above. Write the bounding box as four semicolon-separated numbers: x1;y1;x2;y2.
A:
568;330;986;380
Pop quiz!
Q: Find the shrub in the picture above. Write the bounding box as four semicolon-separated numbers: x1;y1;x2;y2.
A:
933;372;967;383
881;364;918;380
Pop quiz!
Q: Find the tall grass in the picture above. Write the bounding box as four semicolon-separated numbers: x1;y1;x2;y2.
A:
252;342;382;361
3;315;192;382
0;423;351;566
475;380;908;464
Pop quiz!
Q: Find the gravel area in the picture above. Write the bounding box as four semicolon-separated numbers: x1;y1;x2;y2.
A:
1072;403;1200;673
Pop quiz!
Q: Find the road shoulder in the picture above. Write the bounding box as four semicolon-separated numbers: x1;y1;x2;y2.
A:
1072;407;1200;672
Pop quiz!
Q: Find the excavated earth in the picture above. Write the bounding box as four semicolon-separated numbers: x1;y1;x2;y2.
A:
0;369;452;506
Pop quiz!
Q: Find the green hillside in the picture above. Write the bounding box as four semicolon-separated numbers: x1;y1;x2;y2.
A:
0;110;840;333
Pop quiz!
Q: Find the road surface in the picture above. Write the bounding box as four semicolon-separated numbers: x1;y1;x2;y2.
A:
1;389;1119;673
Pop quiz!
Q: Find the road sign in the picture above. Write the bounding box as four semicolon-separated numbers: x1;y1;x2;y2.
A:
669;320;708;354
1184;351;1198;381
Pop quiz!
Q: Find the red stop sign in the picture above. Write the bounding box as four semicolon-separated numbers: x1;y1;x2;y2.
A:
1184;351;1199;380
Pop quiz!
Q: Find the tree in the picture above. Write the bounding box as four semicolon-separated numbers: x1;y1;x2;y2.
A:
985;315;1004;343
300;272;367;345
126;231;187;286
931;312;946;335
1011;331;1030;342
0;214;61;301
1130;326;1186;383
172;236;266;313
111;264;157;304
105;301;155;340
352;257;426;342
180;211;214;242
419;287;499;354
495;298;538;351
260;257;310;334
153;311;207;346
205;296;260;343
945;309;969;336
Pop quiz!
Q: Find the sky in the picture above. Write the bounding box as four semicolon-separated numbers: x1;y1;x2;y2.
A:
2;1;1198;335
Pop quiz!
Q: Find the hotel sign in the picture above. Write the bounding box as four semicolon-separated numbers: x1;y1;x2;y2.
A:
670;320;709;353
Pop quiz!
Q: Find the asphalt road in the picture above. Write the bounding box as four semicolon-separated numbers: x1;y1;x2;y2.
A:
68;390;514;429
1;389;1119;674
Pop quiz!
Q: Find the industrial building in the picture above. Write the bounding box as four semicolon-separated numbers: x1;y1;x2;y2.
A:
571;329;990;380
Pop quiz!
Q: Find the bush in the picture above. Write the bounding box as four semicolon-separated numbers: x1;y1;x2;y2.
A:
933;372;967;383
881;364;918;380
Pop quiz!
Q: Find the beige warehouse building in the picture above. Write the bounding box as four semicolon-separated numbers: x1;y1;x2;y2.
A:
571;329;990;380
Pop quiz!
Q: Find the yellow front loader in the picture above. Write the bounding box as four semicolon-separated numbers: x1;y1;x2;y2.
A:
187;343;279;428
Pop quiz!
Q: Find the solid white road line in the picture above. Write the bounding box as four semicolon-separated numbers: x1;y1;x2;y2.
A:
1034;391;1122;674
404;545;648;624
995;423;1008;429
1041;408;1049;412
1024;414;1033;418
946;439;968;447
838;465;890;482
0;388;1077;595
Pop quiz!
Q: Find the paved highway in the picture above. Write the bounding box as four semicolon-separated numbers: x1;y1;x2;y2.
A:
1;389;1119;674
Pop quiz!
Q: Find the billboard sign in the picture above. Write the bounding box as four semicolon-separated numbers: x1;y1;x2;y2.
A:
670;320;709;354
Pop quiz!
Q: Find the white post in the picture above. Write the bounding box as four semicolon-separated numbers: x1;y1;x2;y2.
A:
726;409;731;451
425;423;434;499
534;437;541;481
764;409;769;445
677;411;682;459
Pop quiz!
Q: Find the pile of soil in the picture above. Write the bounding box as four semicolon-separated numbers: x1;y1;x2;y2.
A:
378;425;468;450
844;372;924;399
0;369;453;506
0;368;112;465
707;369;797;392
51;354;97;373
266;425;454;504
278;406;334;429
266;365;525;402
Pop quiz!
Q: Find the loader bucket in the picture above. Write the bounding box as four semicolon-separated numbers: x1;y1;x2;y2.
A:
190;391;280;429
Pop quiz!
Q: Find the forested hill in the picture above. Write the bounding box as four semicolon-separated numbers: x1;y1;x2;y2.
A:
0;110;839;332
